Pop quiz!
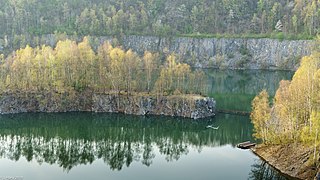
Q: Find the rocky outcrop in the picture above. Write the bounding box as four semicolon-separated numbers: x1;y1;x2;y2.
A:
92;94;215;119
0;35;313;70
0;92;216;119
121;36;312;70
0;91;92;113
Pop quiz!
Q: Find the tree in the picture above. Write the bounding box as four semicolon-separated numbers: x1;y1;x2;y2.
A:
251;38;320;159
54;39;79;91
77;37;96;89
143;51;156;93
109;47;126;93
275;20;283;31
153;53;206;95
251;90;271;143
292;15;298;33
300;111;320;161
123;49;140;94
0;53;7;90
0;38;208;99
273;80;294;141
97;42;113;92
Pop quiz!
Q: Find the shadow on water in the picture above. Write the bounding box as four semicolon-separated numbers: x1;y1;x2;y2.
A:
0;112;253;171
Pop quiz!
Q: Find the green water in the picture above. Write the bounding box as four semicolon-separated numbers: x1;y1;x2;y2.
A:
206;69;294;112
0;113;287;179
0;69;293;180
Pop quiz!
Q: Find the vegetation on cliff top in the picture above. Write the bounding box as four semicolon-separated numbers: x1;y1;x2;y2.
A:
0;37;207;96
251;37;320;166
0;0;319;39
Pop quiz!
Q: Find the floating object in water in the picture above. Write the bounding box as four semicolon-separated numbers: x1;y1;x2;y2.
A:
237;141;256;149
206;125;219;130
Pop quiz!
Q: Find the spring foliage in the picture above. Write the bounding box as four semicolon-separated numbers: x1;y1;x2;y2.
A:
0;37;207;96
251;41;320;160
0;0;319;37
251;90;271;143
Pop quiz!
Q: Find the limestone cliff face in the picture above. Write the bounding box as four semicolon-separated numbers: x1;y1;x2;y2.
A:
0;92;216;119
0;35;312;70
121;36;312;70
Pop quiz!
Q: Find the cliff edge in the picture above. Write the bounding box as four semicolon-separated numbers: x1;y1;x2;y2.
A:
0;91;216;119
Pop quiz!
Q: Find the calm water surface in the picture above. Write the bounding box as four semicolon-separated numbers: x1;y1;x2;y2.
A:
0;69;292;180
206;69;293;111
0;113;286;180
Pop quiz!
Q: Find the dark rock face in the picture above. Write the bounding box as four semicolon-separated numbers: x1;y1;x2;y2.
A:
92;94;216;119
0;92;216;119
191;98;216;119
0;92;92;114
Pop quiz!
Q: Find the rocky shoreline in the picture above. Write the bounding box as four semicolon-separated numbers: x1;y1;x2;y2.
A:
0;91;216;119
252;144;318;180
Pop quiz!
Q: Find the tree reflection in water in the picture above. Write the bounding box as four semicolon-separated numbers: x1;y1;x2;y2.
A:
0;112;253;171
248;159;289;180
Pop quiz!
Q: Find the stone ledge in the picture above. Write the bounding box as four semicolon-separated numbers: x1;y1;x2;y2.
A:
0;92;216;119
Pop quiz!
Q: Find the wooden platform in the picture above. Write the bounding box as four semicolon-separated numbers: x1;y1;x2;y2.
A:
237;141;256;149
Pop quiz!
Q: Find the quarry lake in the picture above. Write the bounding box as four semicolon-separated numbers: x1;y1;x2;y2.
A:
0;69;293;180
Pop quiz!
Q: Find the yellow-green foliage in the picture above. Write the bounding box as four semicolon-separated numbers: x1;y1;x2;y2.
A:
0;37;207;96
251;45;320;160
154;54;207;95
251;90;271;143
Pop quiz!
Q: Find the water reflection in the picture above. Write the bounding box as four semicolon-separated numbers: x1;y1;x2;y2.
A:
206;69;293;95
249;159;289;180
0;113;253;171
205;69;293;111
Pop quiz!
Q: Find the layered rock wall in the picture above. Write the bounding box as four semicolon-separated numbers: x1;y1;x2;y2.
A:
121;36;312;69
0;92;216;119
92;94;215;119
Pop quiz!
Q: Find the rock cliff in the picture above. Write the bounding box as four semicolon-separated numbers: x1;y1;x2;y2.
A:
0;35;313;70
121;36;312;70
0;92;216;119
92;94;215;119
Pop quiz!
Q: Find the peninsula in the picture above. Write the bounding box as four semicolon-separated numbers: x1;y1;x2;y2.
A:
0;37;215;119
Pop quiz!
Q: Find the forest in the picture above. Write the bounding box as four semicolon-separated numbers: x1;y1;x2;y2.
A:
0;0;319;39
0;37;206;96
251;38;320;163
